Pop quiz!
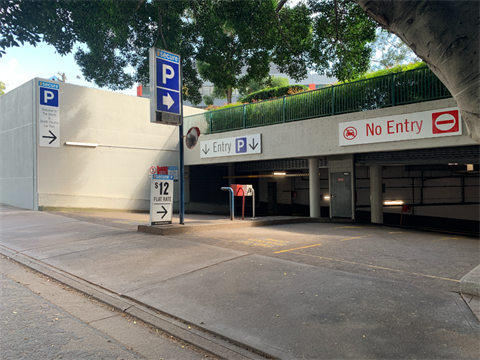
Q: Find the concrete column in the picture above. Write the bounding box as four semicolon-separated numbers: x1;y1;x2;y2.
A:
309;158;320;218
370;164;383;224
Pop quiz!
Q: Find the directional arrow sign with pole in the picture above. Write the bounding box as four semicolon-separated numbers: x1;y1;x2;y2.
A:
149;47;185;225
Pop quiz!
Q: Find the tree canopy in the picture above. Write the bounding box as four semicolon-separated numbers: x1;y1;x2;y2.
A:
0;80;5;95
369;29;420;71
2;0;477;142
0;0;377;104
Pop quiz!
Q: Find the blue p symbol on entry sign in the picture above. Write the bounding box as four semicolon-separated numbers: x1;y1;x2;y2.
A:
236;137;247;153
40;88;58;107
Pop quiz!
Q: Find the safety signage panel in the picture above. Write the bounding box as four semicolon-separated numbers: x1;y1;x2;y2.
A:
149;166;179;180
200;134;261;159
150;175;174;225
154;49;181;115
38;81;60;147
339;107;462;146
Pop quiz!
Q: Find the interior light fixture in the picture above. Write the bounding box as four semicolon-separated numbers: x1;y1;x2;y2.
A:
384;200;404;205
466;164;474;171
274;172;286;176
324;195;331;200
65;142;98;148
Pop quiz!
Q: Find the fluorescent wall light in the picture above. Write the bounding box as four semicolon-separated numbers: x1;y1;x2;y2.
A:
324;195;330;200
384;200;404;205
274;172;286;176
65;142;98;148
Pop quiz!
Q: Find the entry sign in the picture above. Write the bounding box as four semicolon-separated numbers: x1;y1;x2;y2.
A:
150;175;174;225
150;47;182;124
38;81;60;147
200;134;262;159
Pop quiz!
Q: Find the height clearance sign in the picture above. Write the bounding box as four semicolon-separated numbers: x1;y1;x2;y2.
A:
339;108;462;146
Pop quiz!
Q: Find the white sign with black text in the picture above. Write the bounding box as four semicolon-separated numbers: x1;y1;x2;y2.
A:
38;81;60;147
150;175;174;225
200;134;261;159
339;107;462;146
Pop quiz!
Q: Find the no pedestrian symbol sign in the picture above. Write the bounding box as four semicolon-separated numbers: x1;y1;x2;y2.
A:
149;47;182;125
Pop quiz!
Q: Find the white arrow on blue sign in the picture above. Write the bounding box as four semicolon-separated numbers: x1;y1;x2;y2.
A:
154;49;181;115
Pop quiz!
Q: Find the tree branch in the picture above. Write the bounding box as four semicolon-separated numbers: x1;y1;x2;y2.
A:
135;0;145;12
154;1;168;50
276;0;289;13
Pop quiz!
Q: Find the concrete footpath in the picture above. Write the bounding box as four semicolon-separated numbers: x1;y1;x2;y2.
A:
1;204;479;360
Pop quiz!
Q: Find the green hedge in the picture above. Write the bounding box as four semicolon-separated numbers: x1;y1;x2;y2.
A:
187;65;451;134
239;84;308;103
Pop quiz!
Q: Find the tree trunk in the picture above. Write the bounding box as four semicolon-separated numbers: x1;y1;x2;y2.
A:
355;0;480;143
226;88;233;104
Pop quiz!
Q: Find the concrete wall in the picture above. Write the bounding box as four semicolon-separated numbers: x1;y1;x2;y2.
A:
35;79;204;210
356;165;479;221
1;79;204;211
0;80;37;209
184;98;475;166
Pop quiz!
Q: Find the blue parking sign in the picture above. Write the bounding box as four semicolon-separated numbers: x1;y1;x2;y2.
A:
40;87;59;107
155;49;181;116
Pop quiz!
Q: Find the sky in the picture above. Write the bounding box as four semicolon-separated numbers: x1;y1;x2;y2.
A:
0;42;137;96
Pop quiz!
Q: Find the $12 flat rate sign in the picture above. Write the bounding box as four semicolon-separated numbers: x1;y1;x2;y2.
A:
150;175;174;225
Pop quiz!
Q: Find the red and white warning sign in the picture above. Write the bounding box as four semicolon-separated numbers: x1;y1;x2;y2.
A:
432;110;459;134
149;166;157;175
339;107;462;146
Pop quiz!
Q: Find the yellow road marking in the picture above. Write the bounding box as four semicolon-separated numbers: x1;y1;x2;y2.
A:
275;243;322;254
275;234;373;253
341;235;372;241
239;238;291;248
432;237;464;243
335;226;372;229
291;252;459;282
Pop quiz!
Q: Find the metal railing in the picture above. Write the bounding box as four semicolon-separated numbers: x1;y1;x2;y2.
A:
184;66;452;135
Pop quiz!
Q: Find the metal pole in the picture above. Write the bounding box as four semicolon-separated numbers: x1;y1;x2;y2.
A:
221;187;234;220
179;63;185;225
251;188;255;219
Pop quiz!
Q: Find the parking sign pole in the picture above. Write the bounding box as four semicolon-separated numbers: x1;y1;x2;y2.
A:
149;47;185;225
179;125;184;224
179;62;185;225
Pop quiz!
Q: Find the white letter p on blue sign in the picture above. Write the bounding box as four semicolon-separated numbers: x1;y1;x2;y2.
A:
40;88;59;107
162;64;175;84
45;91;55;102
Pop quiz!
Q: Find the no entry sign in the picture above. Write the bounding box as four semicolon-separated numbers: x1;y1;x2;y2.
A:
339;108;462;146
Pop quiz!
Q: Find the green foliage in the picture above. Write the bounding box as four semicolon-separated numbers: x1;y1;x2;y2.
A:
270;76;289;88
341;62;427;83
307;0;377;81
203;95;215;106
239;84;308;103
0;80;5;95
370;30;420;71
1;0;380;103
